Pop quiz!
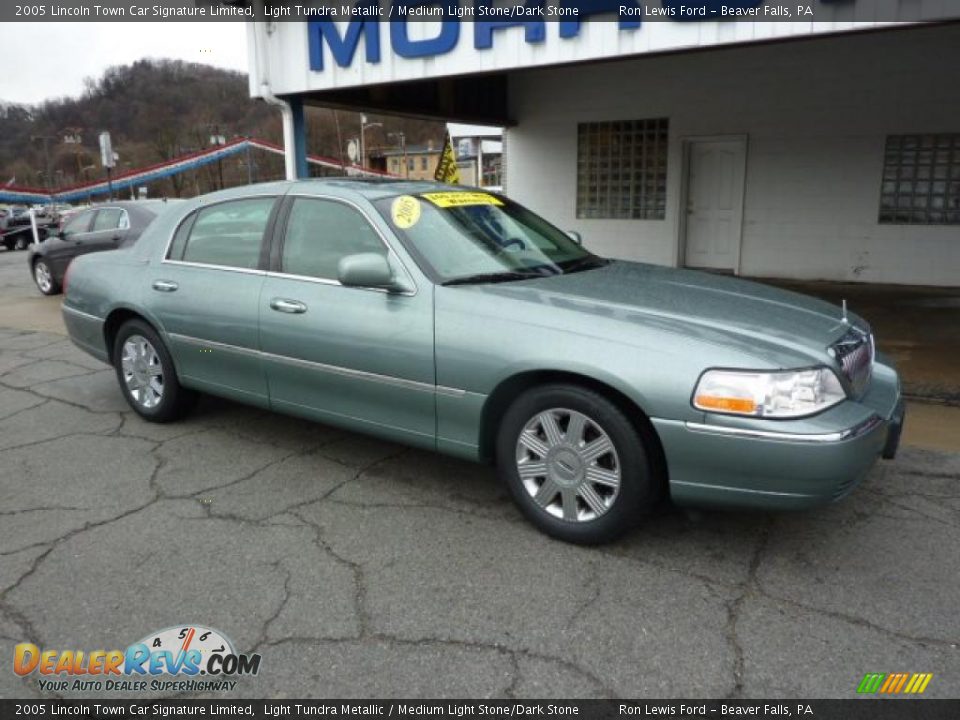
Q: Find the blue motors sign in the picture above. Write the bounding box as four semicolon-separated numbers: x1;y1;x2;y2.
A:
307;0;786;71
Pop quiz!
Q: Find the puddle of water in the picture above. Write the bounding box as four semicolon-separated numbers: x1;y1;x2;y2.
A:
903;401;960;454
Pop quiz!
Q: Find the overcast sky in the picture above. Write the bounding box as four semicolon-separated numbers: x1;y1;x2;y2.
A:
1;23;248;105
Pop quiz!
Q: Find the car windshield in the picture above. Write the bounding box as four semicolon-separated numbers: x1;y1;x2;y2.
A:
374;191;604;284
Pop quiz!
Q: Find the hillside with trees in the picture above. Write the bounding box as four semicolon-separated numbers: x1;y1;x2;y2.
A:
0;58;443;197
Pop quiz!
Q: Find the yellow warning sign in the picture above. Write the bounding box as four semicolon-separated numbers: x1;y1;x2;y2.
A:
391;195;421;229
422;192;504;208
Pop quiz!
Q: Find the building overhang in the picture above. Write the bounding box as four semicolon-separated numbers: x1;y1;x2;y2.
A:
290;72;510;125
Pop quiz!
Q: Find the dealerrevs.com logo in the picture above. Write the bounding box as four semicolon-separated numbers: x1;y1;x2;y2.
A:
13;625;261;693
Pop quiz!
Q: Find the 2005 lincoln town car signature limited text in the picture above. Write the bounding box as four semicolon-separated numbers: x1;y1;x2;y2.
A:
60;179;905;544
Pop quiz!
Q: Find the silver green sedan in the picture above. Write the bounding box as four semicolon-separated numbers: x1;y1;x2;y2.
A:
61;180;904;544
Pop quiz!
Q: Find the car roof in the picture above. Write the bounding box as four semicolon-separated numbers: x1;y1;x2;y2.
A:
290;178;474;200
85;199;182;218
91;199;181;209
190;178;483;205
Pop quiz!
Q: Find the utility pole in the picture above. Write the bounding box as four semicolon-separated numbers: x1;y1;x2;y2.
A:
31;135;55;191
389;132;407;178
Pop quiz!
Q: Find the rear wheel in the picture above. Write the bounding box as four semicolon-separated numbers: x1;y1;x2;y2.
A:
496;384;660;544
14;235;29;250
113;319;196;422
33;259;61;295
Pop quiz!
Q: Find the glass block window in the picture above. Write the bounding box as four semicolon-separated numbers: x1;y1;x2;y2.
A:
879;134;960;225
577;118;668;220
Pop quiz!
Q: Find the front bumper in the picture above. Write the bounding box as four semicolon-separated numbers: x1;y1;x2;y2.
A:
653;361;904;511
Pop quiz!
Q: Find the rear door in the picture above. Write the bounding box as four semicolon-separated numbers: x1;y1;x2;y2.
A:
82;207;129;254
148;196;279;407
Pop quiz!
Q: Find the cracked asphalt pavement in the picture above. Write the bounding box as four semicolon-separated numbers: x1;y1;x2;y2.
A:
0;248;958;700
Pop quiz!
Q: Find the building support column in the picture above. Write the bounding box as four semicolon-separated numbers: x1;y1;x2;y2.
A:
290;96;309;180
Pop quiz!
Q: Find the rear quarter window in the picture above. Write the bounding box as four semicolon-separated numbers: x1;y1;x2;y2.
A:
172;198;275;269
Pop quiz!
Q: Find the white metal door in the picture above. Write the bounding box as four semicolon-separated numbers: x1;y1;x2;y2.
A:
683;139;747;271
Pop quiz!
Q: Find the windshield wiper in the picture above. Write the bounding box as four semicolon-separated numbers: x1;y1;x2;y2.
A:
561;256;609;273
441;271;543;287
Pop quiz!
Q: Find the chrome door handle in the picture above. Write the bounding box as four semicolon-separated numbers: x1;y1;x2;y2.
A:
152;280;179;292
270;298;307;314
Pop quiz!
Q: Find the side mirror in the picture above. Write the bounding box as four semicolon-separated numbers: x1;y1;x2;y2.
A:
566;230;582;245
338;253;397;290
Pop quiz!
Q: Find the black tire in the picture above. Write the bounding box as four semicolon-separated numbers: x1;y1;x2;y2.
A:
496;384;661;545
32;258;62;295
14;235;29;250
112;319;196;423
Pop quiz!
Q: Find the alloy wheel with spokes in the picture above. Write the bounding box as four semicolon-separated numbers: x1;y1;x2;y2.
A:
121;335;164;409
113;319;196;422
497;383;659;544
34;261;58;295
516;408;621;523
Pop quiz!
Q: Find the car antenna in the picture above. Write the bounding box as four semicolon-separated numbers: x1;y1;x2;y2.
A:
841;299;849;324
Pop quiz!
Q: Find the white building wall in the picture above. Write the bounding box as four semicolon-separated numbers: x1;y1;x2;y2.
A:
506;25;960;286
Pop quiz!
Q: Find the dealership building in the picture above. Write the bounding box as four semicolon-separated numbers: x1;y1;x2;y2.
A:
245;2;960;286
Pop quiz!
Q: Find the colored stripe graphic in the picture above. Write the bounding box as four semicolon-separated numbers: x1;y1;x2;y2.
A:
857;673;885;693
858;672;932;694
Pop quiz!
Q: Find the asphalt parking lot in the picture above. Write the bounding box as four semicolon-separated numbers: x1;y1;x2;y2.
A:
0;247;957;700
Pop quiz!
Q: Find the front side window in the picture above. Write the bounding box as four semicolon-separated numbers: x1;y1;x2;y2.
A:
92;208;124;231
375;192;600;284
179;197;274;269
879;133;960;225
577;118;669;220
281;198;385;280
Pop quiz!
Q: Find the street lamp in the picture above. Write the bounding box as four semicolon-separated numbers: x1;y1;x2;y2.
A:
359;115;382;170
208;126;227;189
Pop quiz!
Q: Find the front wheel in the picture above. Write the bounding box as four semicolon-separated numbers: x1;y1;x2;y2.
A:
33;259;61;295
496;384;661;544
14;235;29;250
113;319;196;422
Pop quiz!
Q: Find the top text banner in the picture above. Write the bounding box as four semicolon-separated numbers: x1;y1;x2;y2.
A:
4;0;960;23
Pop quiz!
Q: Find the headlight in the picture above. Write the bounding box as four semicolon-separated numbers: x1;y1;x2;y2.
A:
692;367;846;418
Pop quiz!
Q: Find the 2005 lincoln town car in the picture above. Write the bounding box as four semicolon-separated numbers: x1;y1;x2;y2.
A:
61;180;904;544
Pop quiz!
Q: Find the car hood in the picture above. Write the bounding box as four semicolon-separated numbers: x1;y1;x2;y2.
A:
482;261;861;353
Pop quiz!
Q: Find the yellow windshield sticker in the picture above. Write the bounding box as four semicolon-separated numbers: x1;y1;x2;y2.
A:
391;195;421;229
422;191;504;208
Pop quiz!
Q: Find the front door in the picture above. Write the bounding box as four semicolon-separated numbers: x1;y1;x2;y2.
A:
148;196;278;406
259;196;436;448
46;208;96;276
683;138;747;272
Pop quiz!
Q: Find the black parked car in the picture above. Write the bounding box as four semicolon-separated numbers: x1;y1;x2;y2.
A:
29;200;173;295
1;205;41;251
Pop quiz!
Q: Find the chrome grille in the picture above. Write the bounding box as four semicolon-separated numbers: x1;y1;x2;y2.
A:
832;327;874;397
